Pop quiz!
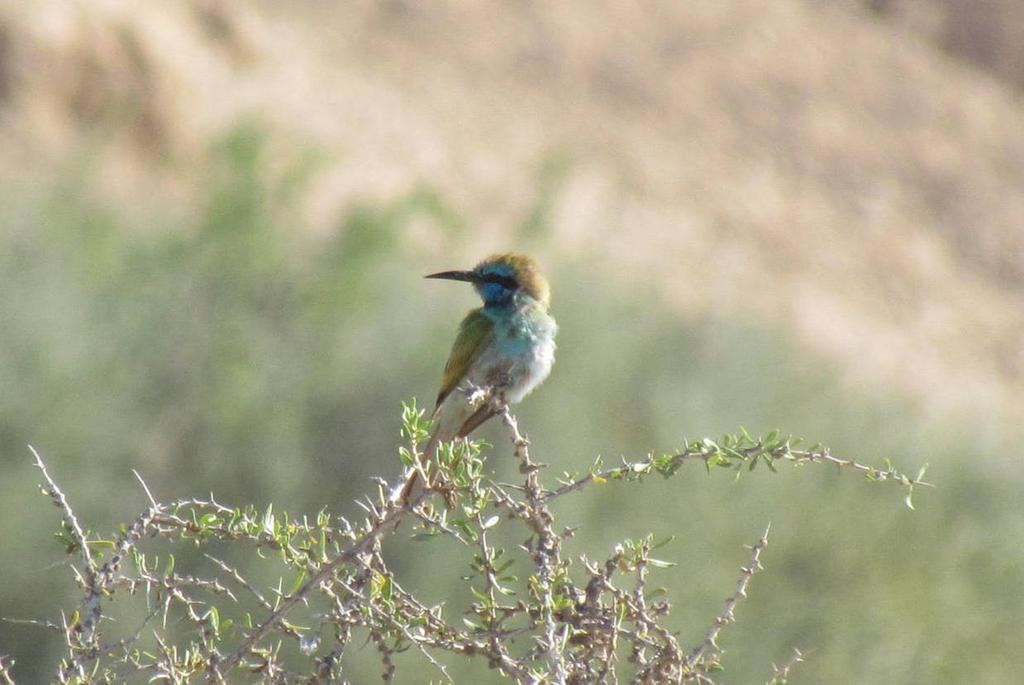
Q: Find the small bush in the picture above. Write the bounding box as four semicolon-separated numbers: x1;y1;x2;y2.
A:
17;395;927;684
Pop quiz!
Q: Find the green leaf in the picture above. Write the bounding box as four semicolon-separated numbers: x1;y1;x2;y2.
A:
290;569;307;594
263;504;276;536
452;519;478;542
411;532;439;542
207;606;220;635
651;535;675;550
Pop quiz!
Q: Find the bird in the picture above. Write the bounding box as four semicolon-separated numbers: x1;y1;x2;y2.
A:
396;253;557;507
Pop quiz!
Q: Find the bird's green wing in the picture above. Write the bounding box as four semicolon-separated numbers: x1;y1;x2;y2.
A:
435;308;494;413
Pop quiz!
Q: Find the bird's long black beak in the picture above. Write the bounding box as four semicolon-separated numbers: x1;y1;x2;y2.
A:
425;270;477;282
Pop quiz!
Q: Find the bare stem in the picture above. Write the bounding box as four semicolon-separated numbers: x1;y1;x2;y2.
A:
687;524;771;668
500;406;568;684
766;647;805;685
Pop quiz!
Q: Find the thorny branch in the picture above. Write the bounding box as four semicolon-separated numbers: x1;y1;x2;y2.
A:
546;432;930;508
31;445;102;680
501;407;568;684
686;524;771;668
17;402;923;683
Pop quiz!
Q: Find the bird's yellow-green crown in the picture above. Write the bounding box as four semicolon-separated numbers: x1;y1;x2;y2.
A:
476;253;551;307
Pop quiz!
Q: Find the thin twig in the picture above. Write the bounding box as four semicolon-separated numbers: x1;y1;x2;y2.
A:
0;655;16;685
133;469;158;508
31;446;103;662
687;524;771;668
546;443;931;503
31;446;94;570
766;647;805;685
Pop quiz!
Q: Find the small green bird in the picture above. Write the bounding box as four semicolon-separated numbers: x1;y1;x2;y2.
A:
397;253;557;505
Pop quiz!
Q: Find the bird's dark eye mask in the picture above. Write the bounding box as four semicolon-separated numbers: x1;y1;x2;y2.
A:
480;274;518;290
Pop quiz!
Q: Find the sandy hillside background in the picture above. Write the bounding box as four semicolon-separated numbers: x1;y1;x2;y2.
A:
2;0;1021;433
0;1;1021;683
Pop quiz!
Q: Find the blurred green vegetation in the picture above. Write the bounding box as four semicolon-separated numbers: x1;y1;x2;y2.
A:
1;127;1021;683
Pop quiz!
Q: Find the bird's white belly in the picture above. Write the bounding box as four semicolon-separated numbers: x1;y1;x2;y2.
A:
462;336;553;403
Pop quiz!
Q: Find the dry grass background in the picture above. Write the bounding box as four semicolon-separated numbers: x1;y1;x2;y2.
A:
1;1;1022;682
1;0;1020;436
